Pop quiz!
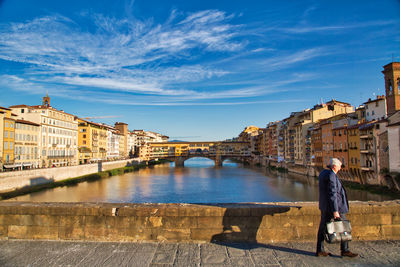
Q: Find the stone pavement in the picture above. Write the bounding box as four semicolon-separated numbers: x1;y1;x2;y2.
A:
0;240;400;266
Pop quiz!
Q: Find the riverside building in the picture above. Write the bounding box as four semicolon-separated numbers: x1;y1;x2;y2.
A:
14;119;40;169
77;118;108;164
10;95;79;168
0;106;17;170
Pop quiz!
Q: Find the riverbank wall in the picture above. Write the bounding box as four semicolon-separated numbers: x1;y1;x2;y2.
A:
249;156;400;192
0;201;399;243
0;159;141;194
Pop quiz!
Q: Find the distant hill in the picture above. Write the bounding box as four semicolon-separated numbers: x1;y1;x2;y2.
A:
168;140;184;142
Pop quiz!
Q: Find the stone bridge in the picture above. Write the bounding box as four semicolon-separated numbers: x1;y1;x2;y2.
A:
143;141;251;167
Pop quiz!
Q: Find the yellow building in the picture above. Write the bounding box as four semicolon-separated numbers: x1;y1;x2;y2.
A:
14;119;40;169
0;106;17;169
77;118;108;164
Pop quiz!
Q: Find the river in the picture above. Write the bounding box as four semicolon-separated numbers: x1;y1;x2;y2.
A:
6;158;396;203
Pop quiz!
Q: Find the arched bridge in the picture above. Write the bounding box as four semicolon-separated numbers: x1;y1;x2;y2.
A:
142;141;251;167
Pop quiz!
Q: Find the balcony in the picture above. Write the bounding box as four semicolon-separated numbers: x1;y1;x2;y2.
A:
360;166;374;172
47;155;74;159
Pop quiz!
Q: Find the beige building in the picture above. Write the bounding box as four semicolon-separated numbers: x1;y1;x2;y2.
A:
387;111;400;172
364;95;387;122
14;119;40;169
284;100;354;166
10;95;79;168
115;122;129;158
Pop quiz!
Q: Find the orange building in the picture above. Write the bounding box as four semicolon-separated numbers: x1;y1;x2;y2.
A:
311;123;323;168
332;125;349;171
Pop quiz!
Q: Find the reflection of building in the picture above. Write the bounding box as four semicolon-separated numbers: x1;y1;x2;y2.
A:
14;119;40;169
10;95;78;167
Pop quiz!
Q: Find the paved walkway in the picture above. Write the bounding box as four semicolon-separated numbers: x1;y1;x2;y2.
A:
0;240;399;266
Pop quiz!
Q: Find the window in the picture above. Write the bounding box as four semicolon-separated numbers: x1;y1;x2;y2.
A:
21;109;24;113
4;131;8;138
4;142;8;149
376;101;379;107
10;132;13;138
372;111;375;116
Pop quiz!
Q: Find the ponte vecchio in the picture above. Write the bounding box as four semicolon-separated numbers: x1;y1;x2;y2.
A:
143;141;251;167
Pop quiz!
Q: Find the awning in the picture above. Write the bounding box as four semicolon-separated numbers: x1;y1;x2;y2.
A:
3;164;20;168
22;163;33;167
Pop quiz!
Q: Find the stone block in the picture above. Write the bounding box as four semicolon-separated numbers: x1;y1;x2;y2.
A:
9;225;59;239
31;215;59;226
222;216;263;230
29;226;59;239
191;228;222;241
156;228;191;241
251;206;290;217
178;206;201;217
347;214;392;226
349;205;372;215
260;215;281;228
59;215;85;227
353;225;381;239
8;225;28;239
294;226;317;240
4;215;33;226
162;216;197;229
84;215;107;226
84;226;120;241
381;225;400;238
393;215;400;224
196;217;223;228
256;228;297;242
123;227;157;241
58;225;85;240
0;225;8;237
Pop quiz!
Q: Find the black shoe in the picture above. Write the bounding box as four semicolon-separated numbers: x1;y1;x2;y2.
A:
341;251;358;257
316;251;331;257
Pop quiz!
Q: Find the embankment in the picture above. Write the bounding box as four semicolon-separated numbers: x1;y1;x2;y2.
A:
0;159;167;199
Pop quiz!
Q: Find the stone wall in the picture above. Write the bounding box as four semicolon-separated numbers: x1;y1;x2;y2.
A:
0;201;399;243
0;159;138;193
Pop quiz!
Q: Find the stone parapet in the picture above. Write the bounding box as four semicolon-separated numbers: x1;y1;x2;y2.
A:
0;201;399;242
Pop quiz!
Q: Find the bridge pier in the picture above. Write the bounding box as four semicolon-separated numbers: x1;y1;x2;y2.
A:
214;156;223;167
175;158;185;167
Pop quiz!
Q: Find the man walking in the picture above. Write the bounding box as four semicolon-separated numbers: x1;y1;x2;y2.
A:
316;158;358;257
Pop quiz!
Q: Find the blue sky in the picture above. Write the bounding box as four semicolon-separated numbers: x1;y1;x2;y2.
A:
0;0;399;141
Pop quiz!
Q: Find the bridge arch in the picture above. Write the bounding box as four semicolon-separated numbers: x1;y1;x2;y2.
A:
174;155;222;167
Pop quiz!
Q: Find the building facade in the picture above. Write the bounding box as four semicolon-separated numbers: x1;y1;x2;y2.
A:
14;120;40;169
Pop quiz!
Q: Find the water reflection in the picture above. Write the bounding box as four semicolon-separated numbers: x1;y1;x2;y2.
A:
5;158;397;203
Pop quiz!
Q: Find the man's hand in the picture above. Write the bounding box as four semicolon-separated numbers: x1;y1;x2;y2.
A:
333;211;340;219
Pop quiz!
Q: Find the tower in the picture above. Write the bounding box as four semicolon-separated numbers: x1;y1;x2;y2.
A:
43;92;50;107
382;62;400;115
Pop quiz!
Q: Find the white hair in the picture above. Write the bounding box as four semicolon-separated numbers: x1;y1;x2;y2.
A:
329;158;342;167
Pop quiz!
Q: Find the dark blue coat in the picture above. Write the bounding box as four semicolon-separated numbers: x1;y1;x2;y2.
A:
318;169;349;214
